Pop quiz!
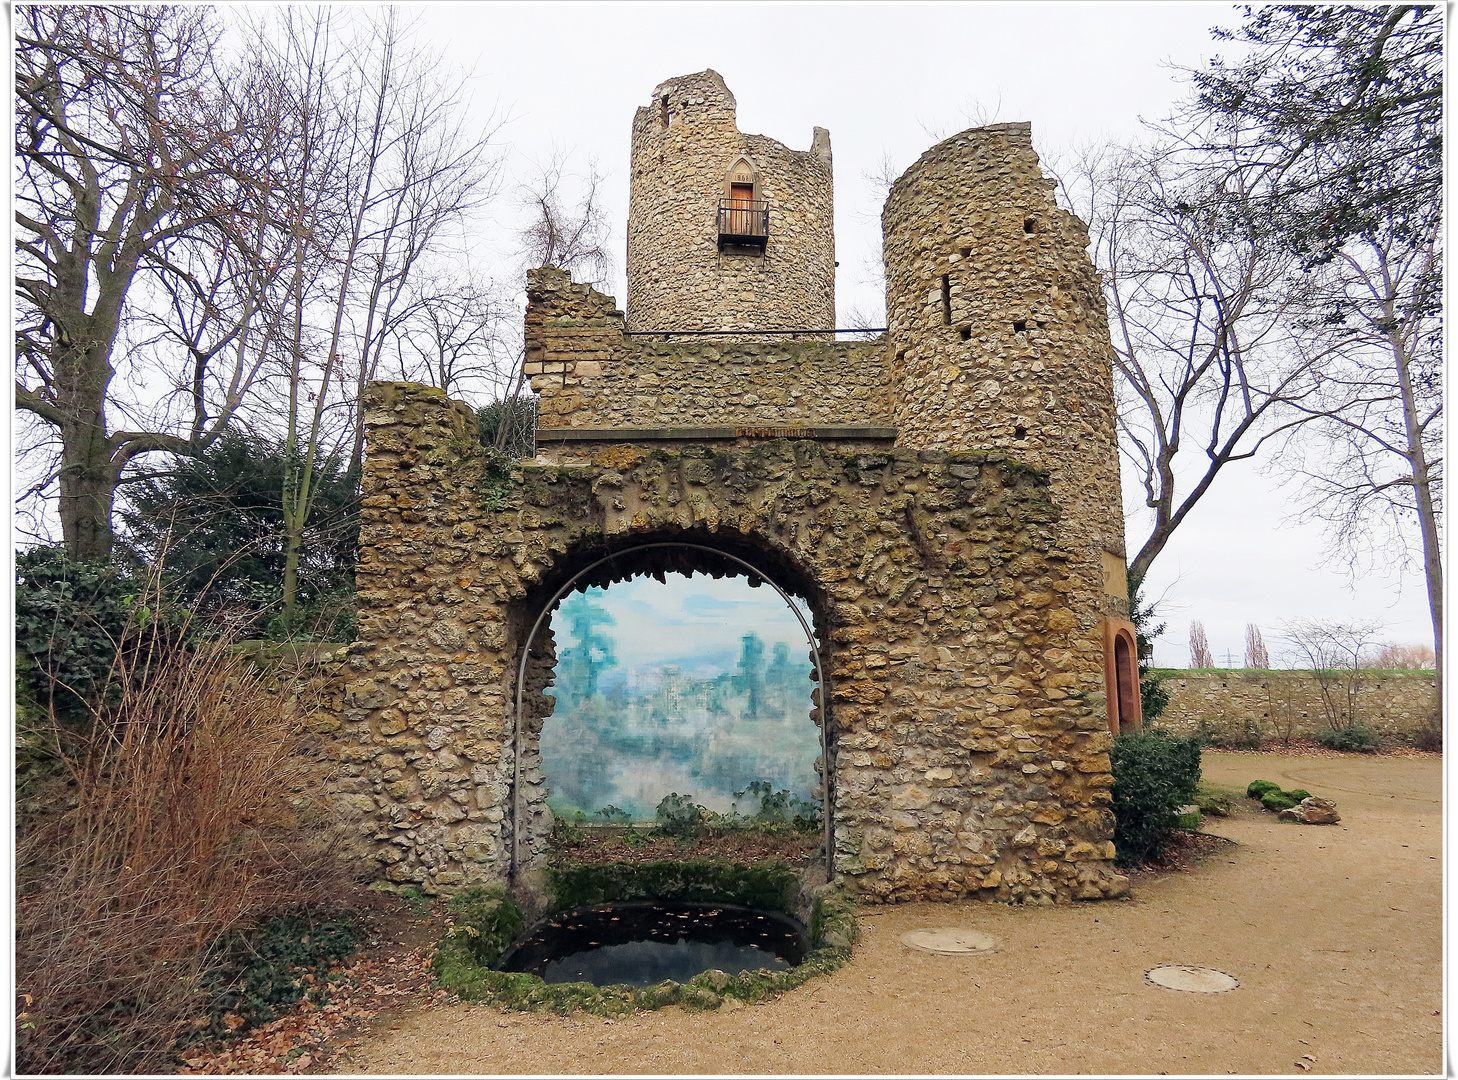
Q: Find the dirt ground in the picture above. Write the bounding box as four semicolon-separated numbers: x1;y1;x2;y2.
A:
309;751;1442;1076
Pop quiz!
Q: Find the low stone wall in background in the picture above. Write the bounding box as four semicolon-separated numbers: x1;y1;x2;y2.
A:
1156;670;1440;744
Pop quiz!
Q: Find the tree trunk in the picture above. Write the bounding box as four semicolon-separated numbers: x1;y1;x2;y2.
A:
52;332;121;560
1393;330;1443;712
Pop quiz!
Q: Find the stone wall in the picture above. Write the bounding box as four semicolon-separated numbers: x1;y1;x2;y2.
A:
526;268;890;431
342;381;1128;904
625;70;835;334
883;123;1128;603
1157;670;1441;743
882;122;1135;734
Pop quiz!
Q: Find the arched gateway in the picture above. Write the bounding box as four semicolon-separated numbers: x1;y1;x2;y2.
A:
341;72;1139;905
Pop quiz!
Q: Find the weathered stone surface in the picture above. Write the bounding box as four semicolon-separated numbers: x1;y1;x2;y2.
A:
626;70;834;335
1278;797;1341;825
324;77;1138;906
345;380;1125;904
1158;671;1439;745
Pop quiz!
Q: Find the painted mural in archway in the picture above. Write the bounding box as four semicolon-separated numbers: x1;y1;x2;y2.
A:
539;572;821;824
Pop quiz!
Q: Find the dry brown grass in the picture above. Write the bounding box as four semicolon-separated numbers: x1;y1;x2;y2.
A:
15;606;356;1074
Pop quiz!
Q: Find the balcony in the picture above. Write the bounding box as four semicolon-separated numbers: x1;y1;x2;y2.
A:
717;198;769;253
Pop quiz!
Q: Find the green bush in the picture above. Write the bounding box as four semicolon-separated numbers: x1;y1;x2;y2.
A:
1109;729;1202;866
1247;779;1281;799
15;547;136;724
1312;724;1381;753
1260;790;1299;811
654;793;708;837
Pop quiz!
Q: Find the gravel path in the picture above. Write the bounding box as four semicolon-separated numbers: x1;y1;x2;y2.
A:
333;752;1441;1076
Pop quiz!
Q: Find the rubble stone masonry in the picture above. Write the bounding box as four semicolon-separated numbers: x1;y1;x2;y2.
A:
333;76;1142;905
626;70;835;334
1158;670;1440;743
526;268;889;432
340;381;1129;903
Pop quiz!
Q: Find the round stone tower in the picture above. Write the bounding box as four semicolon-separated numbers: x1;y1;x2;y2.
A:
883;121;1133;689
625;70;835;334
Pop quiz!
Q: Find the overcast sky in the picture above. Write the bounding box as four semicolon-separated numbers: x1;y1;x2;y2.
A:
15;4;1432;669
401;2;1436;667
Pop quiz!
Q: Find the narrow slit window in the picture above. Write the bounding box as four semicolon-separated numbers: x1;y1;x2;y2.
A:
660;95;671;127
940;275;951;326
1023;216;1036;234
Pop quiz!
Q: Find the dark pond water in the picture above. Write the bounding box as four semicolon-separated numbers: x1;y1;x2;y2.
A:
498;902;808;988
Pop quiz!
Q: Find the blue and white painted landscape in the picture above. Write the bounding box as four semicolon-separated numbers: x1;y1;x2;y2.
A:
540;572;822;824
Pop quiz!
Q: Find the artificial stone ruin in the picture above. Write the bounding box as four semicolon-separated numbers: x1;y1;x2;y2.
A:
338;70;1143;905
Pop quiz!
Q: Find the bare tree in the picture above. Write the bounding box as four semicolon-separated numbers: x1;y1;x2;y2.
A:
515;150;613;289
1366;643;1437;671
389;276;515;399
1244;623;1270;670
1281;618;1385;731
256;7;501;628
15;5;289;558
1283;216;1442;684
1189;620;1213;669
1060;138;1330;586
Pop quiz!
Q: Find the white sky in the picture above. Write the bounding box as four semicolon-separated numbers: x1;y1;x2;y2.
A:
13;3;1436;668
414;2;1435;666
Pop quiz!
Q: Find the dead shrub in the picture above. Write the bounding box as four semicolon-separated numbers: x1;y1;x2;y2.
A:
15;598;356;1075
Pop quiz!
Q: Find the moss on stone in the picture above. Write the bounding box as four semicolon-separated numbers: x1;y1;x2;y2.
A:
429;864;857;1016
1260;790;1299;811
1246;779;1281;799
545;858;801;914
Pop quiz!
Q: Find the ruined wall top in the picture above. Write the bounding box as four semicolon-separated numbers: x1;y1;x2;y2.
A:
881;122;1129;614
626;70;835;334
524;267;889;437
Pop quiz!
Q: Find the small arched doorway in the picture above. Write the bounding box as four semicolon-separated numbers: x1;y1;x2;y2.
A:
509;538;834;878
1104;619;1143;735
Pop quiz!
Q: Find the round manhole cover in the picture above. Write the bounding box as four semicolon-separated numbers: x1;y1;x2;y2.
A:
1145;965;1240;993
899;928;999;955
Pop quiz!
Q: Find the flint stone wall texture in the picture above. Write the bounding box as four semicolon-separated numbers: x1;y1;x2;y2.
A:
883;121;1129;634
342;86;1138;905
343;381;1129;903
1157;670;1441;743
526;268;890;431
626;70;835;335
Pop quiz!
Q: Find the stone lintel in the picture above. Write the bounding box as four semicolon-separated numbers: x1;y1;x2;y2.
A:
536;424;899;442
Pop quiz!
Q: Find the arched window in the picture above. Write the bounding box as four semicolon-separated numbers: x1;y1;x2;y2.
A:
1103;618;1143;735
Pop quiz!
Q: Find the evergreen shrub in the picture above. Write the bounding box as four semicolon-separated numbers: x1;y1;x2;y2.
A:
1312;724;1381;752
1110;729;1202;866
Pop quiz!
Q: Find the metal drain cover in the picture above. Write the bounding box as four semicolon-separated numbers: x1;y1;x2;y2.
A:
1145;964;1240;993
900;928;998;954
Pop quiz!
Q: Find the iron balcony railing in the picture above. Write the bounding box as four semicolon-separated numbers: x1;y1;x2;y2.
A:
717;198;769;250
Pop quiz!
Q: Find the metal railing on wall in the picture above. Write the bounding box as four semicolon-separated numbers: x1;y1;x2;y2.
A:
717;197;770;246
